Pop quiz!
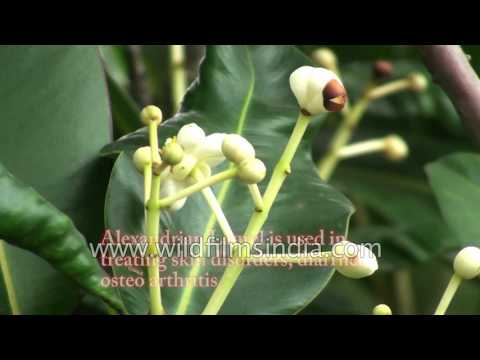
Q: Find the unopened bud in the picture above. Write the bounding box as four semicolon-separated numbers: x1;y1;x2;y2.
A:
141;105;163;125
290;66;347;116
237;158;267;184
333;241;378;279
383;135;409;161
171;155;198;181
453;246;480;280
312;48;338;71
162;138;185;166
222;134;256;164
408;73;428;92
373;304;392;315
133;147;152;173
373;60;394;80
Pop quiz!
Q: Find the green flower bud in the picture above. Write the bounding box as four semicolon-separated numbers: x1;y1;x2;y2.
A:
133;147;152;173
453;246;480;280
408;73;428;92
373;304;392;315
162;138;185;166
141;105;163;125
384;135;409;161
237;158;267;185
222;134;256;164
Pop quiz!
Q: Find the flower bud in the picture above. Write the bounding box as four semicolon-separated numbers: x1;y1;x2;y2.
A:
383;135;409;161
373;304;392;315
177;123;206;152
312;48;338;71
141;105;163;125
373;60;394;80
133;147;152;173
290;66;347;115
408;73;428;92
332;241;378;279
453;246;480;280
237;158;267;184
171;154;198;181
222;134;256;164
162;138;185;166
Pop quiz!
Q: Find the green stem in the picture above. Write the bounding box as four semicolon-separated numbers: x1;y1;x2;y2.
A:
175;170;236;315
248;184;264;211
317;96;370;182
146;122;166;315
393;270;416;315
158;168;238;208
170;45;187;112
201;113;311;315
0;240;21;315
434;274;463;315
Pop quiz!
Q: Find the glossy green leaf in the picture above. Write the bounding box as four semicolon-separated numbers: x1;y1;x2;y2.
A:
0;45;115;314
426;153;480;247
106;74;142;137
103;45;354;315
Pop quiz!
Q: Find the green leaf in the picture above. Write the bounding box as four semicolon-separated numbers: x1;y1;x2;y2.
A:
106;74;142;137
0;162;124;313
103;45;354;315
426;153;480;247
0;45;114;314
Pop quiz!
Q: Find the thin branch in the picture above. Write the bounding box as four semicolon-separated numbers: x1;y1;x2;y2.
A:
417;45;480;143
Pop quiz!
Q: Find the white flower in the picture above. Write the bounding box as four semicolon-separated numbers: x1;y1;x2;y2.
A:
290;66;347;115
453;246;480;280
160;123;226;211
332;241;378;279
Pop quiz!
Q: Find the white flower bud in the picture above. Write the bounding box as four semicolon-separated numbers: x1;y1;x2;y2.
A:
408;73;428;92
162;138;185;166
160;178;187;212
237;158;267;184
171;154;198;181
141;105;163;125
177;123;206;152
384;135;409;161
193;133;226;168
453;246;480;280
332;241;378;279
133;147;152;173
290;66;347;115
222;134;256;164
312;48;338;71
373;304;392;315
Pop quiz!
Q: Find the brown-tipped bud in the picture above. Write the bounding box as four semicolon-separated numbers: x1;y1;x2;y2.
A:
323;79;348;112
373;60;394;80
141;105;163;125
290;66;347;115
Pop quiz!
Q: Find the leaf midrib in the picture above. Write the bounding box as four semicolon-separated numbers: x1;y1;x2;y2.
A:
0;240;20;315
201;47;255;241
